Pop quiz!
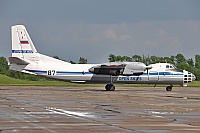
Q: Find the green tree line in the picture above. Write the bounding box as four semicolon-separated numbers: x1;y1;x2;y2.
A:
0;53;200;81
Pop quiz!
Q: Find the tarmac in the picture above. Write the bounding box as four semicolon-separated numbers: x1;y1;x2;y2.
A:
0;86;199;133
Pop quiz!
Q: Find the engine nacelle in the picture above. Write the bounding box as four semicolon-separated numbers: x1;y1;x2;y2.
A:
89;64;123;76
89;62;152;76
90;68;121;76
122;62;148;76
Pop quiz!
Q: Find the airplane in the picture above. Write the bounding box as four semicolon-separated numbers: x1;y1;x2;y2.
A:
9;25;196;91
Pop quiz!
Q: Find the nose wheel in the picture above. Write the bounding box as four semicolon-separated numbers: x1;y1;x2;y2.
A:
166;85;173;91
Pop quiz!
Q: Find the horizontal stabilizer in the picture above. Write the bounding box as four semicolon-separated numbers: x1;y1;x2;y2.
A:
9;57;29;65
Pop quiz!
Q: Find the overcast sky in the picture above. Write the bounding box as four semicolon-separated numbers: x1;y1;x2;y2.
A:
0;0;200;63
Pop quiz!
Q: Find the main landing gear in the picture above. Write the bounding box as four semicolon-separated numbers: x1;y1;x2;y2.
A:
166;85;173;91
105;83;115;91
105;75;116;91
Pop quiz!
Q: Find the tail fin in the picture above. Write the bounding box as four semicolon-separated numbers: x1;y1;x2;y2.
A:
10;25;70;67
11;25;40;63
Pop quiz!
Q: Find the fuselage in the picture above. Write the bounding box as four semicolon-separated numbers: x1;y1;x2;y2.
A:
14;55;195;87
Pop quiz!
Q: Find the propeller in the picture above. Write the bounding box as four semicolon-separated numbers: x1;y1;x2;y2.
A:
145;65;152;74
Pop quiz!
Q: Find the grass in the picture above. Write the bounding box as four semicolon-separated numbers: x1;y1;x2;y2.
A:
0;74;103;86
187;81;200;87
0;74;200;87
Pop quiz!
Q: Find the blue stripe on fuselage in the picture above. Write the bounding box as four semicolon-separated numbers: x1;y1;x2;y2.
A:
23;69;183;76
23;69;92;75
143;72;183;76
56;71;92;75
23;69;47;74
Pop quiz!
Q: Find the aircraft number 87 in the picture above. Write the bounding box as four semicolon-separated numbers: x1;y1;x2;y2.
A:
47;70;56;75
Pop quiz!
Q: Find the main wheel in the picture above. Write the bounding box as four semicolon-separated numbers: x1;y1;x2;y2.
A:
105;84;115;91
166;86;172;91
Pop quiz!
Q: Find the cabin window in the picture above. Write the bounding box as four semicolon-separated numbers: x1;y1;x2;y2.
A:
166;65;169;68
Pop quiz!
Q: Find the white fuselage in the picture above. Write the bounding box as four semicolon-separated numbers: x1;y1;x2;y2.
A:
15;58;194;87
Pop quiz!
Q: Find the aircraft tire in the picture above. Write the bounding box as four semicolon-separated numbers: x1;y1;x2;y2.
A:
105;84;115;91
166;86;172;91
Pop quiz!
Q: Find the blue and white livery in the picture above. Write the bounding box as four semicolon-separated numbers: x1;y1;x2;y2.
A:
9;25;196;91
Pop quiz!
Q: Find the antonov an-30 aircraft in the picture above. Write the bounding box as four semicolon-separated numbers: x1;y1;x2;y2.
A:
9;25;196;91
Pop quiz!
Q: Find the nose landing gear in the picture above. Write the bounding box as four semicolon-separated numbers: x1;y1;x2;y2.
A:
166;85;173;91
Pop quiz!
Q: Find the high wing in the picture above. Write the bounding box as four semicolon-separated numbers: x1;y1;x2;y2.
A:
89;62;152;76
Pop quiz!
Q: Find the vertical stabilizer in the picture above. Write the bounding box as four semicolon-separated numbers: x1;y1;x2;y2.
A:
11;25;40;63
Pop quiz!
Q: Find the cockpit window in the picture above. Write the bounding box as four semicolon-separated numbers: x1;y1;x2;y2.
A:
166;65;169;68
171;65;176;69
170;65;173;68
